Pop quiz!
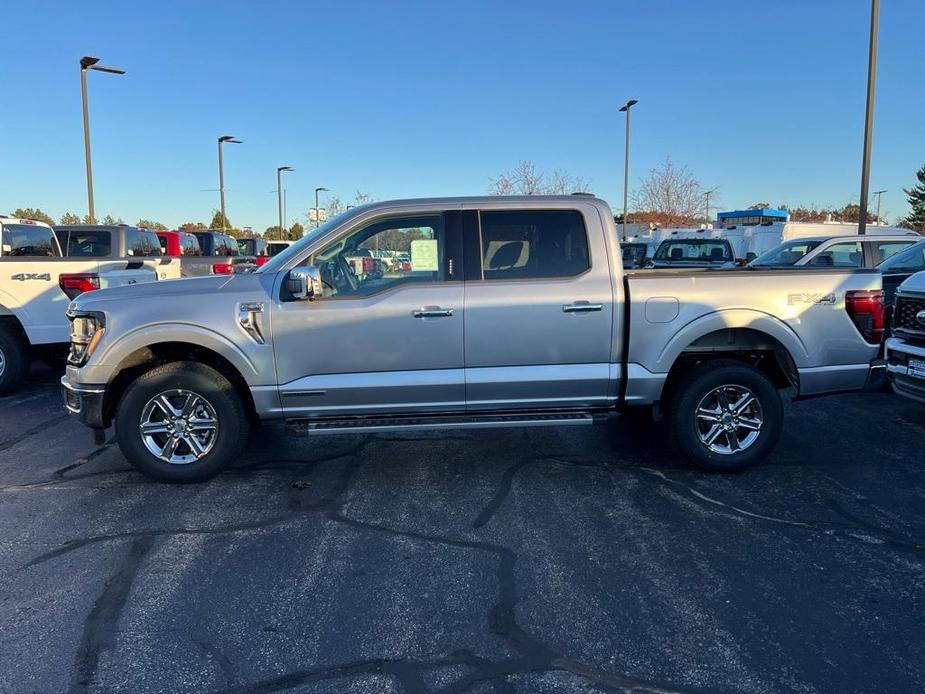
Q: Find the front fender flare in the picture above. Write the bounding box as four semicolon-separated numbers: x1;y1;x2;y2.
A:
90;322;261;385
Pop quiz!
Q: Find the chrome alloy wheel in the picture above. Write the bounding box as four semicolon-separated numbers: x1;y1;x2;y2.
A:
694;384;763;455
139;389;218;464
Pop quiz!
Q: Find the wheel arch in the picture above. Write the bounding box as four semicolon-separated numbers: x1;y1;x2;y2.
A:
101;341;258;428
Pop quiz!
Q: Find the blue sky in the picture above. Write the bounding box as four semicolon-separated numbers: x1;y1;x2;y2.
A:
2;0;923;229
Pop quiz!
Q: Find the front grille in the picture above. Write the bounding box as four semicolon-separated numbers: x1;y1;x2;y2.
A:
893;294;925;338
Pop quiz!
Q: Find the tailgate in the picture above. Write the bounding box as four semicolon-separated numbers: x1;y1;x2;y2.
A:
140;257;181;280
97;260;159;288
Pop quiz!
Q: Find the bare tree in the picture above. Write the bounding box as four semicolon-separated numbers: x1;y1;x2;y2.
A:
489;161;590;195
632;156;706;227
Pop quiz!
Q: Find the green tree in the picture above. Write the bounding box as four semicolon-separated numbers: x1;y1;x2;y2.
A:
264;225;285;240
137;219;168;230
180;221;207;230
59;212;82;225
901;164;925;231
12;208;54;225
101;214;124;225
209;210;231;231
289;222;305;240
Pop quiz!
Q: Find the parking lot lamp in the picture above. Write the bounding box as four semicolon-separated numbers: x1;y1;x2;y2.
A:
857;0;880;236
314;187;329;228
80;56;125;224
619;99;638;242
277;166;294;240
217;136;242;232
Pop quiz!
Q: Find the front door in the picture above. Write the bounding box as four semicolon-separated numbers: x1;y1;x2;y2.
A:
462;207;615;411
272;211;465;417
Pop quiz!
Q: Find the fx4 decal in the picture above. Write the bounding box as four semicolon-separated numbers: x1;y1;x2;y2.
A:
787;292;836;306
10;273;51;281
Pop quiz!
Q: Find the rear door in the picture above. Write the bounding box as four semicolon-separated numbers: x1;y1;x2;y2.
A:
462;206;615;411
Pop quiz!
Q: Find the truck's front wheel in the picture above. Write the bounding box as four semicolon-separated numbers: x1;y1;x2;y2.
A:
665;360;783;472
0;324;29;395
115;361;250;482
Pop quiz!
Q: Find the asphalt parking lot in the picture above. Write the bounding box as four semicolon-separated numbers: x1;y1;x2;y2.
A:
0;365;923;694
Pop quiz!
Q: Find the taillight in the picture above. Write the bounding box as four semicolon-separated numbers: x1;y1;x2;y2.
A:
212;263;234;274
59;273;100;299
845;289;885;345
255;256;270;267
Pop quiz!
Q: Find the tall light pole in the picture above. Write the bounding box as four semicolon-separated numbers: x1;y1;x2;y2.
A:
277;166;293;240
217;135;241;232
872;189;886;225
314;187;329;228
80;56;125;224
704;188;719;227
619;99;639;242
857;0;880;236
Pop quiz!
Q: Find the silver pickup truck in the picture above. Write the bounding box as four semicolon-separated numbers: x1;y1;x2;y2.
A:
61;196;886;482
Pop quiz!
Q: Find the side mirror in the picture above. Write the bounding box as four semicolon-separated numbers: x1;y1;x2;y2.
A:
287;266;323;301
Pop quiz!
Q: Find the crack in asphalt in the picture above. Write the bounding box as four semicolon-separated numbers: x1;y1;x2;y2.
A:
0;413;72;454
20;433;692;694
69;535;156;694
641;468;925;556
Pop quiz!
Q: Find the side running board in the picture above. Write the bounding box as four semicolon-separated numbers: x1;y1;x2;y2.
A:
286;411;606;436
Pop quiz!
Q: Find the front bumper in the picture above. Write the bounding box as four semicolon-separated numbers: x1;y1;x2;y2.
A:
61;375;107;429
885;337;925;404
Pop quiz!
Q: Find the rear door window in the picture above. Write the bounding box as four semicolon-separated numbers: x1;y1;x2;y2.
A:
64;230;112;257
477;210;590;280
809;241;862;267
1;223;59;257
182;234;202;256
871;240;916;265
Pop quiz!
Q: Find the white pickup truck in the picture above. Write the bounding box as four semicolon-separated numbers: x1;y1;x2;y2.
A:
0;216;168;393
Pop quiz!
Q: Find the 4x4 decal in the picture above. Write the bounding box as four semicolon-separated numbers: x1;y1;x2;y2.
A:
10;273;51;281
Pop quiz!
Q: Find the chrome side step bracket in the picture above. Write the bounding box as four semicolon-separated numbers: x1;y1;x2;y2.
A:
286;412;600;437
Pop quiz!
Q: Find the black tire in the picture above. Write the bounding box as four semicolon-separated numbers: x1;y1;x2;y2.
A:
664;359;783;473
0;324;30;395
115;361;250;482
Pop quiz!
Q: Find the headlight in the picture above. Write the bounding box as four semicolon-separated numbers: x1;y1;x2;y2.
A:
67;311;106;366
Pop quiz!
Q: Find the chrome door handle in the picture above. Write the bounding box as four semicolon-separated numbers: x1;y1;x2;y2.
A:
412;307;454;318
562;302;603;313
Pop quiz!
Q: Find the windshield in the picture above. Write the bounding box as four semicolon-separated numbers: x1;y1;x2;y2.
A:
257;217;341;273
654;239;732;262
879;240;925;272
0;223;59;257
750;239;824;267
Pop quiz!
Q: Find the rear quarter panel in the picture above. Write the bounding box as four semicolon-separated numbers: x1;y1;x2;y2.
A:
626;268;881;376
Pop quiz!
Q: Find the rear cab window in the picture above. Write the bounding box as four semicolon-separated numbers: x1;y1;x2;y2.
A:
125;228;162;257
181;234;202;256
477;210;590;280
60;230;112;257
1;221;60;257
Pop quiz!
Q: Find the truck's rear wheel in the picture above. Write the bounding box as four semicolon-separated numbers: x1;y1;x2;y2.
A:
665;359;783;472
115;361;249;482
0;325;29;395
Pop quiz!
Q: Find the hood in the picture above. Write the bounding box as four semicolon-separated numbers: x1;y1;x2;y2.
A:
70;274;234;310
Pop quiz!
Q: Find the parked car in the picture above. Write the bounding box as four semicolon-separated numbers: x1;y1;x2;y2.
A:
154;230;242;277
0;217;165;393
878;239;925;307
237;237;270;267
621;242;650;269
884;270;925;404
191;230;256;274
647;238;737;268
61;196;888;481
54;224;180;281
748;234;920;269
